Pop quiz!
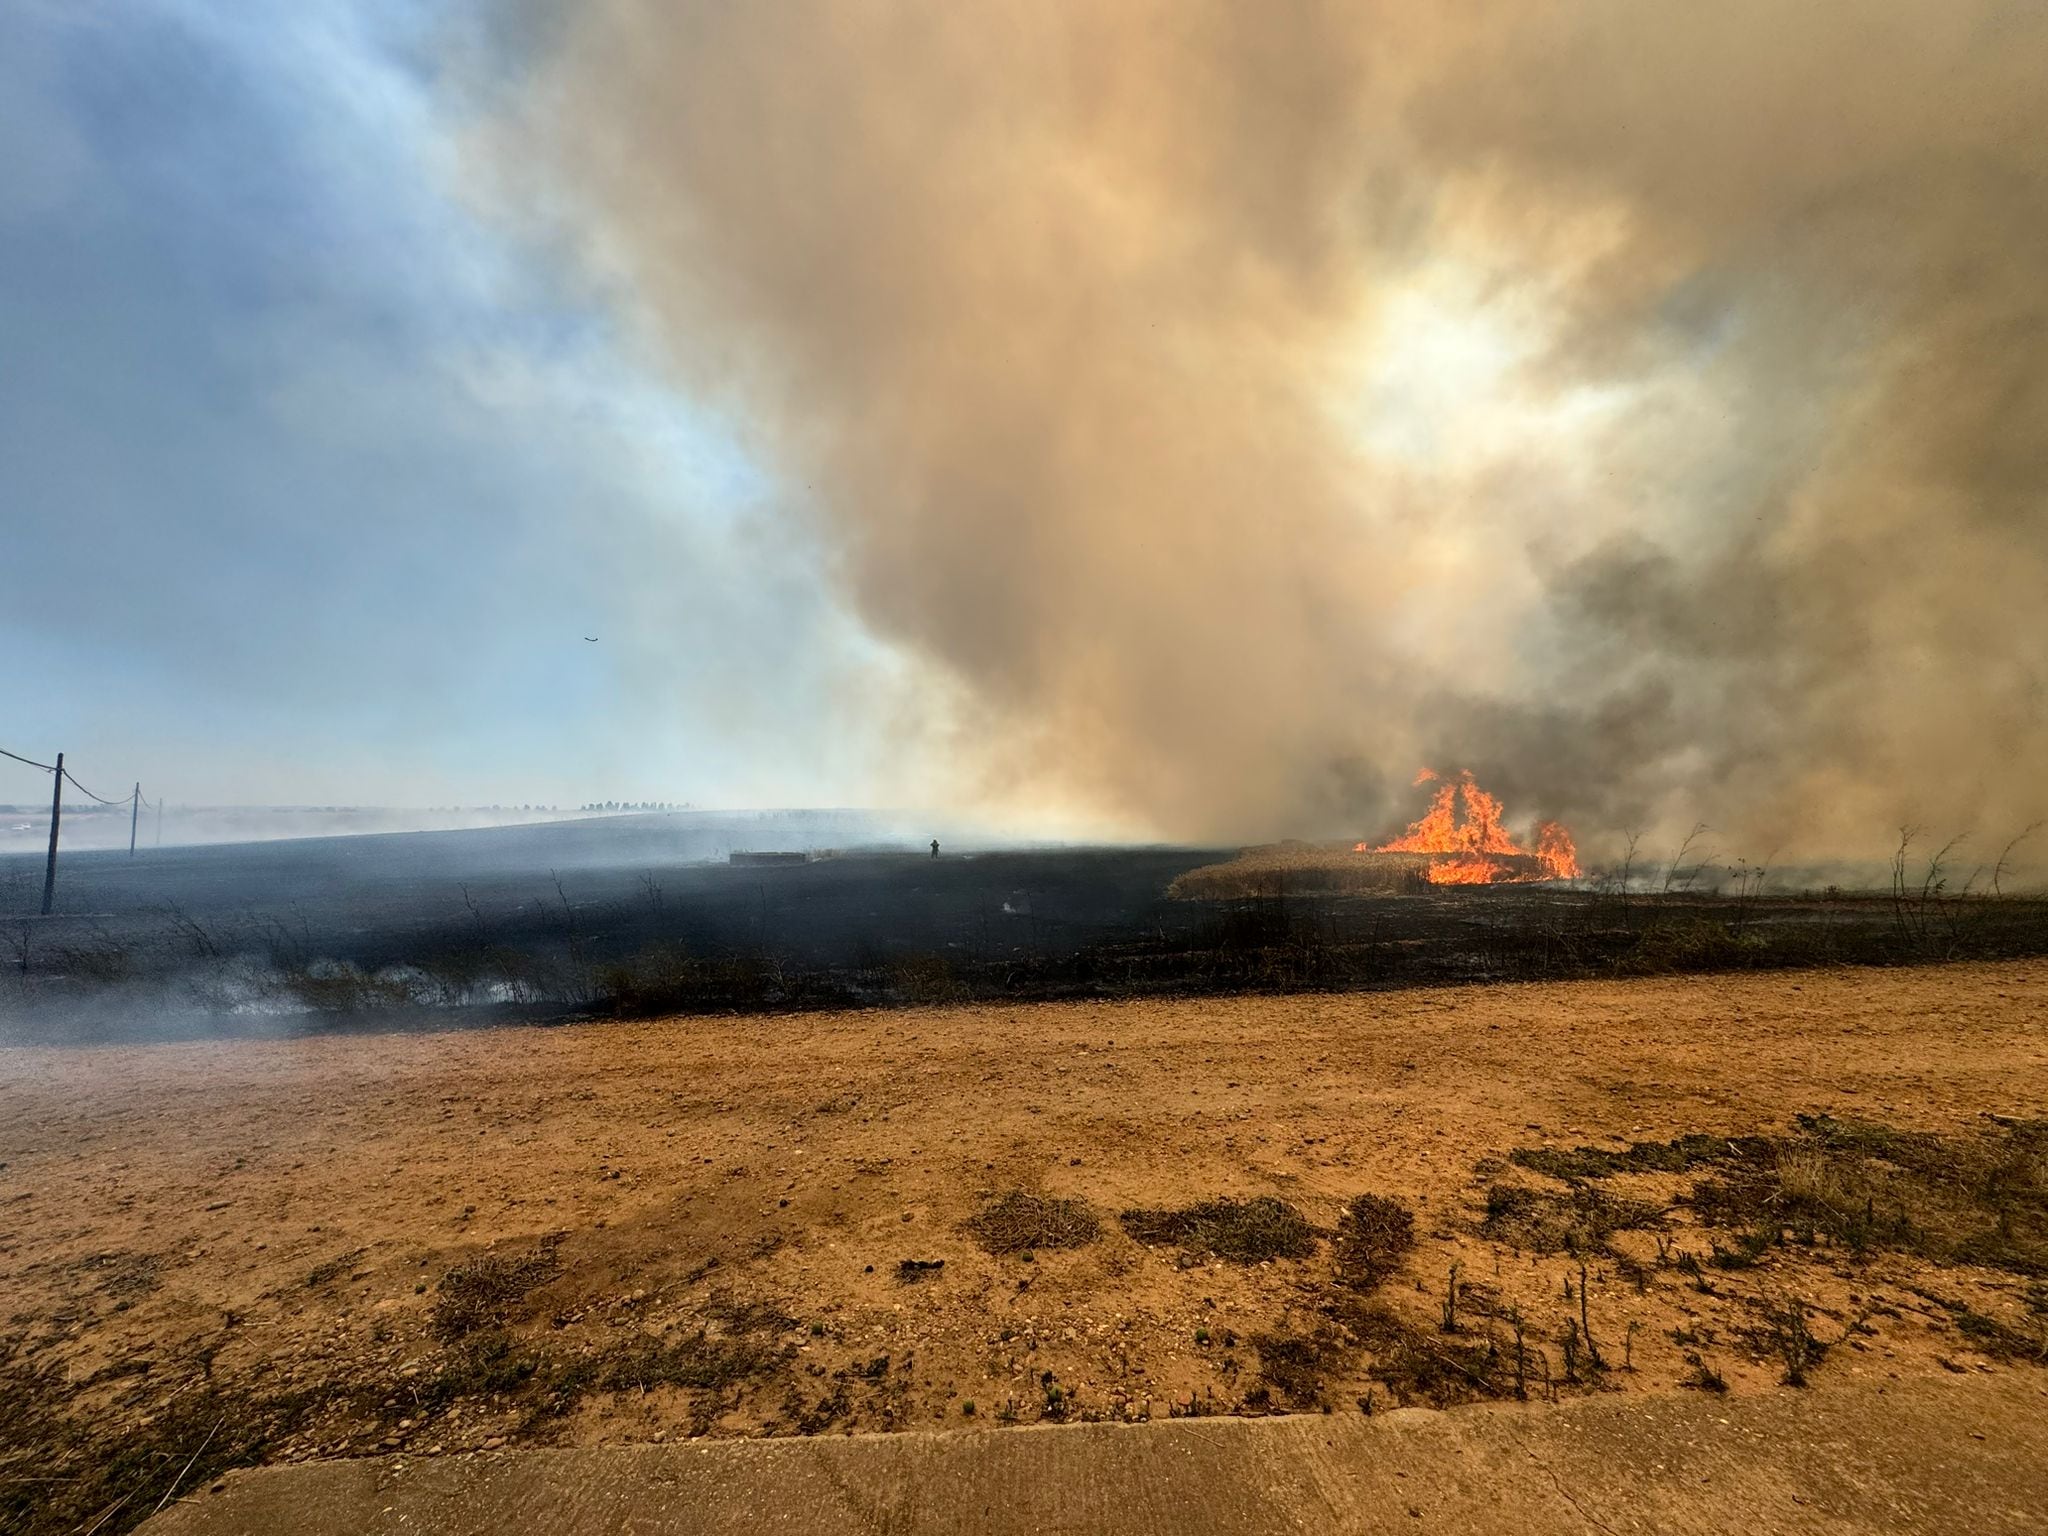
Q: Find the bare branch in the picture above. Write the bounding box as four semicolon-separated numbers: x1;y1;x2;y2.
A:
1993;822;2044;899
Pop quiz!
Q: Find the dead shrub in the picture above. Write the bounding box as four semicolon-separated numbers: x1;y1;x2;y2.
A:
1333;1194;1414;1293
596;944;776;1016
48;942;134;984
276;960;425;1012
890;954;962;1004
1250;1329;1343;1408
1744;1295;1826;1385
1330;1299;1507;1408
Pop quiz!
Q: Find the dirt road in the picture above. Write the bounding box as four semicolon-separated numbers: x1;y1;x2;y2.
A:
4;962;2044;1529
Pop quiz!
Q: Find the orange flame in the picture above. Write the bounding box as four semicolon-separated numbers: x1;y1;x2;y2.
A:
1426;854;1510;885
1359;771;1579;885
1533;820;1580;880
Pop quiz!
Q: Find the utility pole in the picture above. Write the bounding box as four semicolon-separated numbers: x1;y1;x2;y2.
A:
130;782;141;857
41;752;62;916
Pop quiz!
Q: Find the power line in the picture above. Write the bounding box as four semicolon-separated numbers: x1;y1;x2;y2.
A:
0;745;58;772
1;746;147;806
61;767;133;807
3;745;158;906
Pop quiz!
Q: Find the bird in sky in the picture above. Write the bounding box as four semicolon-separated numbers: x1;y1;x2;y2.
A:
583;636;599;642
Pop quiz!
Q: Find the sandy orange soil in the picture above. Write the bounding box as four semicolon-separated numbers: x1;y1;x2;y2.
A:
3;962;2044;1462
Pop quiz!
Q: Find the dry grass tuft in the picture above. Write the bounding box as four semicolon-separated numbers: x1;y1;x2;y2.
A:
431;1242;563;1341
1120;1197;1317;1263
702;1291;797;1334
1511;1114;2048;1277
1481;1184;1662;1254
1512;1134;1772;1182
1167;845;1427;900
964;1192;1102;1255
1689;1115;2048;1274
1773;1145;1855;1213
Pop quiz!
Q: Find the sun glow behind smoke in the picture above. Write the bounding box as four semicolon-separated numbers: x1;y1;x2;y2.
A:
1341;264;1623;469
1316;251;1672;711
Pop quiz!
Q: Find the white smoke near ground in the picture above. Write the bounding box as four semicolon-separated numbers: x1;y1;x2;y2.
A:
484;1;2048;867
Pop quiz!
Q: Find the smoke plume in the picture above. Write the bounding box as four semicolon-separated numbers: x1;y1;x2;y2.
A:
500;1;2048;860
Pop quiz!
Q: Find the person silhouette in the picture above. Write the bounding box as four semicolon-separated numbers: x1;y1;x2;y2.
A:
930;839;940;859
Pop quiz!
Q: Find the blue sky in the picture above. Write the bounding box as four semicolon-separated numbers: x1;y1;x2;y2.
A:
0;0;884;811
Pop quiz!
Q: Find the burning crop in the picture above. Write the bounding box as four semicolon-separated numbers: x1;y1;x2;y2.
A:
1359;770;1580;886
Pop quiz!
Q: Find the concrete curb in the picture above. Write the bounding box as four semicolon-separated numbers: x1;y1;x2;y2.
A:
142;1370;2048;1535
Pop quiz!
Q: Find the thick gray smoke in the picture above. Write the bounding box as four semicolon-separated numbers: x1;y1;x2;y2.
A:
499;1;2048;861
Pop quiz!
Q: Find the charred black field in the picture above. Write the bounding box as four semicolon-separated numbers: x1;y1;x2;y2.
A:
4;813;2046;1044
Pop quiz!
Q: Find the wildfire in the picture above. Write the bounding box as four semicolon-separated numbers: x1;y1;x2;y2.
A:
1355;769;1580;886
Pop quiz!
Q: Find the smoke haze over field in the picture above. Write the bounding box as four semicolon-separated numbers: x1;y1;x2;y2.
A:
500;1;2048;860
5;3;2043;867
